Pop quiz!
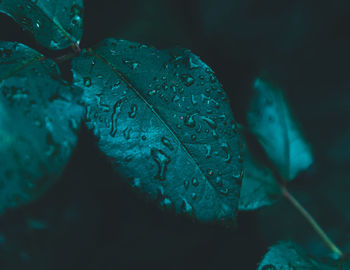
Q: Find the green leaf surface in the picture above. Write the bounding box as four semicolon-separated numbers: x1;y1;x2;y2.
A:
247;78;313;181
0;41;83;214
258;241;339;270
239;130;281;211
0;0;83;50
72;38;243;223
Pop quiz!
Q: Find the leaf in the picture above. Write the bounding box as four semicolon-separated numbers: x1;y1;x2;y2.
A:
247;78;313;181
0;0;84;50
72;38;243;223
0;41;83;214
239;129;281;211
258;241;339;270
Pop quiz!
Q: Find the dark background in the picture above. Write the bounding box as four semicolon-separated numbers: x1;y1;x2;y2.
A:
0;0;350;269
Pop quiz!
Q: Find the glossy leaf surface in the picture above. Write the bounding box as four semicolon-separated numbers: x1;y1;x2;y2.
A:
72;38;243;222
0;0;83;50
0;42;83;213
258;241;339;270
247;78;313;181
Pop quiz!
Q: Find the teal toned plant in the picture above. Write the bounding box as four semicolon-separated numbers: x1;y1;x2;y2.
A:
0;0;348;269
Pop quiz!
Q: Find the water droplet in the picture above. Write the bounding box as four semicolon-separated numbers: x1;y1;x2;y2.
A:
180;74;194;87
128;104;137;118
83;77;92;87
188;56;200;69
122;127;131;140
207;169;214;177
205;145;212;159
124;155;133;162
212;131;219;139
122;58;140;70
184;114;196;128
161;137;174;150
151;148;171;181
181;199;193;215
148;89;157;96
191;95;198;105
191;134;196;141
141;135;147;140
221;143;232;163
209;74;216;83
191;177;199;187
110;99;123;137
219;188;228;195
201;117;217;129
191;193;197;200
96;74;103;79
160;197;173;209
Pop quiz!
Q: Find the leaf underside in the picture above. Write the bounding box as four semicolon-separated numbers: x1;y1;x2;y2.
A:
0;41;83;214
247;78;313;181
72;38;243;223
0;0;84;50
258;241;339;270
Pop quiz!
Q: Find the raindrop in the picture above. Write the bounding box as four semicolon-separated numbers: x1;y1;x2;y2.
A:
122;58;140;70
219;188;229;195
188;56;200;69
122;127;131;140
141;135;147;140
110;99;123;137
184;180;189;189
191;95;198;105
180;74;194;87
191;193;197;200
215;177;222;186
128;104;137;118
83;77;92;87
184;114;196;128
191;177;199;187
191;134;196;141
205;145;212;159
181;199;193;215
207;169;214;177
161;136;174;150
212;131;219;139
221;143;232;163
124;155;133;162
201;117;217;129
151;148;171;181
160;197;173;209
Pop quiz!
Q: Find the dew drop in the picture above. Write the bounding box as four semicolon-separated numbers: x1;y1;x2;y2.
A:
160;197;173;209
219;188;228;195
122;127;131;140
201;117;217;129
184;180;189;189
181;199;193;215
184;114;196;128
110;99;123;137
207;169;214;177
205;145;212;159
128;104;137;118
151;148;170;181
83;77;92;87
215;176;222;186
221;143;232;163
191;177;199;187
161;136;174;150
191;193;197;200
180;74;194;87
191;134;196;141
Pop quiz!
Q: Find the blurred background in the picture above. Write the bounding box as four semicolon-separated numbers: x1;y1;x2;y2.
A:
0;0;350;269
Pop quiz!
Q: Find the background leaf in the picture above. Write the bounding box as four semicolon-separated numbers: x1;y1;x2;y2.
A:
239;129;281;211
0;0;84;50
258;241;340;270
72;38;243;223
247;78;313;181
0;41;83;214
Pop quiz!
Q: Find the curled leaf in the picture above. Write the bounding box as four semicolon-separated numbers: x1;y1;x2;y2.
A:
0;0;84;50
72;38;243;223
0;42;83;213
247;78;313;181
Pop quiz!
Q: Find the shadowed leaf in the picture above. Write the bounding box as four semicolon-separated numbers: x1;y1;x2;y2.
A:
247;78;313;181
258;241;340;270
72;38;243;223
0;0;84;50
0;41;83;214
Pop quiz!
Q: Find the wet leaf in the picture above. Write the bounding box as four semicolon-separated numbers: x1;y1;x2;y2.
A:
0;0;84;50
258;241;339;270
0;42;83;214
239;129;281;211
72;38;243;223
247;78;313;181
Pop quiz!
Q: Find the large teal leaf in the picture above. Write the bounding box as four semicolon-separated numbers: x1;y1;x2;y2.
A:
0;41;83;214
72;38;243;222
258;241;341;270
0;0;83;50
247;78;313;181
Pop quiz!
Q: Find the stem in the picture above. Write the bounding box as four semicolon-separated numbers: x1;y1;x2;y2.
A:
281;186;344;258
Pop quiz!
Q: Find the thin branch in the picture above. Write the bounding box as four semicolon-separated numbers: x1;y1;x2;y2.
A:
281;186;344;259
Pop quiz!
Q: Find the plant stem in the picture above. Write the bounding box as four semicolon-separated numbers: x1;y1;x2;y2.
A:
281;186;344;258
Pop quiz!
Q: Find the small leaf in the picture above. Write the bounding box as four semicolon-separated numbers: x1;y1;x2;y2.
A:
258;241;339;270
247;78;313;181
72;38;243;223
0;42;83;214
0;0;84;50
239;130;281;211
